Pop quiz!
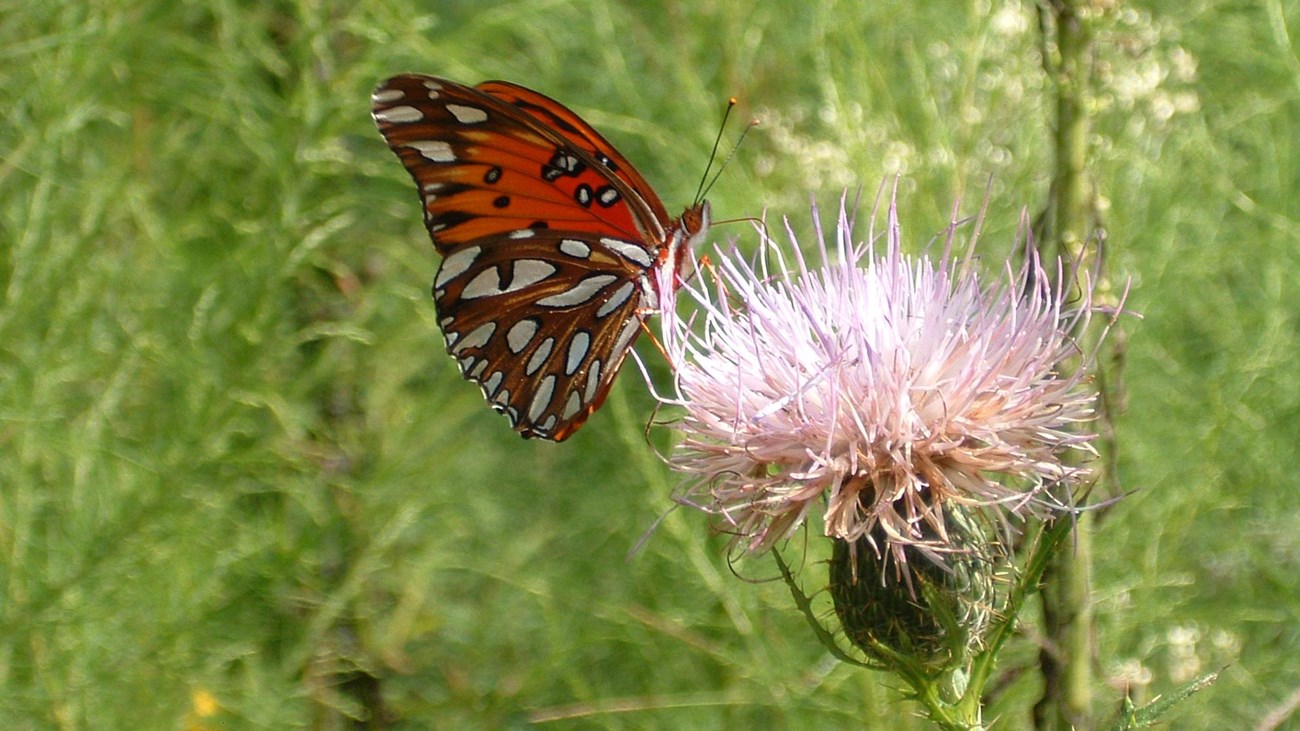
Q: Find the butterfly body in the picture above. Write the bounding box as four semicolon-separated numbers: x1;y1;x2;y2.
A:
372;74;709;440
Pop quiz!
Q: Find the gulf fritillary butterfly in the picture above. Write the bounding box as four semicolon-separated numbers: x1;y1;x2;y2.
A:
372;74;711;441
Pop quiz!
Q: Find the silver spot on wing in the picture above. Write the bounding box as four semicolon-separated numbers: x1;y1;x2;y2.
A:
526;337;555;376
595;281;636;318
375;105;423;123
600;237;654;268
405;140;455;162
446;103;488;124
536;274;618;307
528;374;557;423
507;319;540;354
449;322;495;354
565;331;591;376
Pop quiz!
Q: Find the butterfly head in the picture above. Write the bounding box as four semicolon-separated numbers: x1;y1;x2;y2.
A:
681;200;712;245
660;200;711;284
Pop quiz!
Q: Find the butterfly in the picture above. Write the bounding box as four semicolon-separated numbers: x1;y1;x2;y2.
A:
371;74;711;441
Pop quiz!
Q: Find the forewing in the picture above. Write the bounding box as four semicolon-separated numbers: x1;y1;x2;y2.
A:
371;74;670;254
474;80;672;227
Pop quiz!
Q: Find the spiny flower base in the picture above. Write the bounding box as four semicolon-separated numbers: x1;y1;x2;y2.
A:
828;507;998;671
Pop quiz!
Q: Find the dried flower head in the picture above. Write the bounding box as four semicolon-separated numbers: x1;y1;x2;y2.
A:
655;189;1109;569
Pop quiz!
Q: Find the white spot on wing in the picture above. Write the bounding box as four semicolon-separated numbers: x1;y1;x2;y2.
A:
446;103;488;124
559;239;591;259
509;229;536;239
507;319;539;353
611;318;640;360
460;268;503;299
435;246;482;288
638;274;658;311
459;261;556;299
584;359;603;404
470;360;488;379
372;88;405;104
481;371;504;398
565;331;590;376
536;274;618;307
405;140;455;162
375;105;423;123
596;281;636;318
507;260;556;291
561;391;583;420
528;375;557;423
538;415;557;432
600;238;654;268
450;322;495;354
526;337;554;376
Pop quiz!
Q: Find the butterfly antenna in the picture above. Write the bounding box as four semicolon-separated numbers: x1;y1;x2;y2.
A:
694;97;739;204
700;116;759;201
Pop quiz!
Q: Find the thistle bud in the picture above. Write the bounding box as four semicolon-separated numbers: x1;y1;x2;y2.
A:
828;506;997;670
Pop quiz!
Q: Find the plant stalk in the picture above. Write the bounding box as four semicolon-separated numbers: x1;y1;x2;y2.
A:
1034;0;1104;728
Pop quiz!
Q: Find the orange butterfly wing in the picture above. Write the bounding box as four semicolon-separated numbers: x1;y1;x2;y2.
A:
372;74;708;440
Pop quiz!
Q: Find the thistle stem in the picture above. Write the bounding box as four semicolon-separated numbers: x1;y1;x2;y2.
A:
1034;0;1104;728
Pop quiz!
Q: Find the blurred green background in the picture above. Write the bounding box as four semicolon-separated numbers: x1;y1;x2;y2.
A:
2;1;1296;728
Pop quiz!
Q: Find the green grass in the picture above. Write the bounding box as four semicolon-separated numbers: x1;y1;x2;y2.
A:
1;0;1296;728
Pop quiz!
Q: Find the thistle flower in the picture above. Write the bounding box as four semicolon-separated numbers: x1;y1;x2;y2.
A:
655;189;1108;571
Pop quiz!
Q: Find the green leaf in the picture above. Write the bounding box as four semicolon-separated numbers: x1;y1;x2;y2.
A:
1106;670;1221;730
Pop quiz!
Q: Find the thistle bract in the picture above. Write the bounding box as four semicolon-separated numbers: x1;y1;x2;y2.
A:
829;505;998;669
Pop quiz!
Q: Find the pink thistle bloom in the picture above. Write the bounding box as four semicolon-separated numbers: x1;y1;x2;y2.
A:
654;190;1114;567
